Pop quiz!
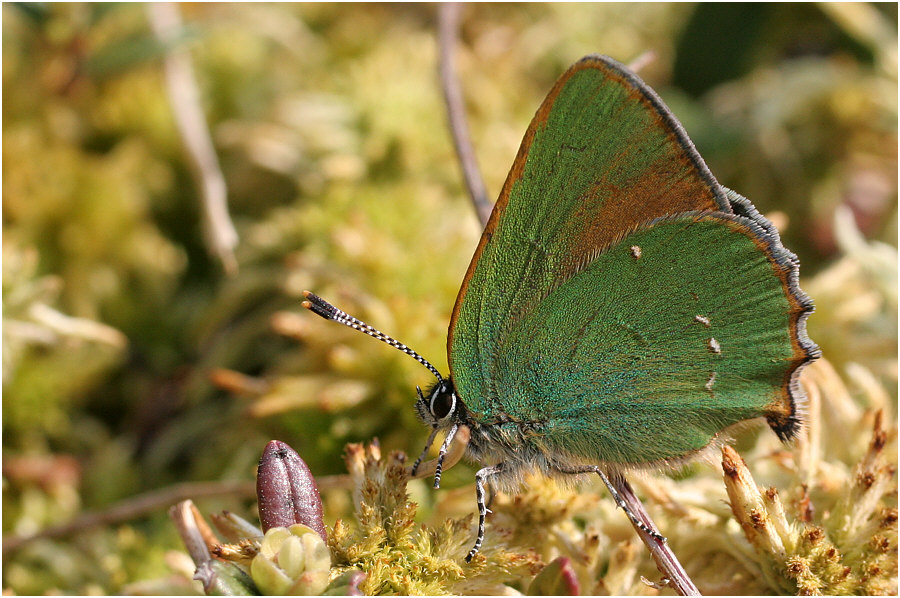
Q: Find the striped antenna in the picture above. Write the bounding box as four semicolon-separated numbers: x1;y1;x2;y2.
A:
302;291;444;383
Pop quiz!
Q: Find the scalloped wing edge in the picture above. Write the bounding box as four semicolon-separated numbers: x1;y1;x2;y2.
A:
722;188;821;441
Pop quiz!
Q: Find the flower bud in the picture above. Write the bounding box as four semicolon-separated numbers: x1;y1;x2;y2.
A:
257;440;327;541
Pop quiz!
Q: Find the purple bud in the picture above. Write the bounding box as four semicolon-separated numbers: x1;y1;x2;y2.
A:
256;440;327;540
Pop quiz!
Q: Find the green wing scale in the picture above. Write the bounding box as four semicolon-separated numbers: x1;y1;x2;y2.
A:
448;55;818;467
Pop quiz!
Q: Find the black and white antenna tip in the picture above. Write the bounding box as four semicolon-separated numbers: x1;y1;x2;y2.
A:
301;290;444;383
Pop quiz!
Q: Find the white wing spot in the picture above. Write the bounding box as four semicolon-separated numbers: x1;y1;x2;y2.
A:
694;315;711;327
630;245;642;259
708;337;721;354
705;372;717;391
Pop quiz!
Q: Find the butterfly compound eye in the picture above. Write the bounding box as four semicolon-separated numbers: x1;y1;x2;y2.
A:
429;382;456;420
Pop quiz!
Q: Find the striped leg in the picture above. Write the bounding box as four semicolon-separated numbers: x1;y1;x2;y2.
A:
552;463;666;543
432;423;459;489
465;463;503;562
410;426;440;477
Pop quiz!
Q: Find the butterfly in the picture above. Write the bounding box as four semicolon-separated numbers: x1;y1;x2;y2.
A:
304;54;819;561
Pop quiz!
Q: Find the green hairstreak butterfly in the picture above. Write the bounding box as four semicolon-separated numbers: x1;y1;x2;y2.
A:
304;54;819;561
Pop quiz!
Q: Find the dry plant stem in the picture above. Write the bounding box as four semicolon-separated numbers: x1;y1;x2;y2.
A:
1;480;254;556
0;441;461;558
438;2;493;227
1;465;396;556
435;14;700;591
170;500;214;566
147;2;239;275
615;476;701;596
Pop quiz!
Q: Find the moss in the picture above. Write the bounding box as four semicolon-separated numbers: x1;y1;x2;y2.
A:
328;441;542;595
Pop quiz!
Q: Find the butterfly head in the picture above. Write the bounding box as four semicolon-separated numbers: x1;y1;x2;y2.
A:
415;378;461;428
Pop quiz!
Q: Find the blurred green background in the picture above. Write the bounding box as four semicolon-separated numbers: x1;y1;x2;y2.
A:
3;3;896;594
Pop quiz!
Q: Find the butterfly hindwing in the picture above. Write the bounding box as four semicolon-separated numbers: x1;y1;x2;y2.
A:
491;212;815;465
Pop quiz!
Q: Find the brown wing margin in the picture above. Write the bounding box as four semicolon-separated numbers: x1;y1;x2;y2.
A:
724;188;820;441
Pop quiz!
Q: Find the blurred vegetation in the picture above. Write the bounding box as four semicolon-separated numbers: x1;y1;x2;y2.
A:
2;3;896;595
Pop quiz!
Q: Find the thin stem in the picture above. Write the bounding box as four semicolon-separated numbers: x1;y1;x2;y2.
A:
437;2;492;227
170;500;214;566
147;2;239;275
0;439;470;558
1;480;254;556
615;476;701;595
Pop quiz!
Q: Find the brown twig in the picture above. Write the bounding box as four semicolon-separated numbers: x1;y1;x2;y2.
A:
147;2;239;275
170;500;215;566
616;476;701;595
2;480;255;556
437;2;492;227
0;438;471;558
434;17;700;593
